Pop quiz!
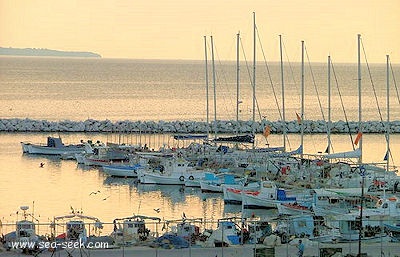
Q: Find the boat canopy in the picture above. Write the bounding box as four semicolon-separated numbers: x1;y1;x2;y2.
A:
324;148;361;159
212;134;254;143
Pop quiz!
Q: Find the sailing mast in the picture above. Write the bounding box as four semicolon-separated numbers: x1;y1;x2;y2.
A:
327;56;331;154
279;35;286;151
211;35;217;139
204;36;210;138
236;32;240;133
386;54;390;172
300;40;305;159
357;34;362;163
252;12;256;123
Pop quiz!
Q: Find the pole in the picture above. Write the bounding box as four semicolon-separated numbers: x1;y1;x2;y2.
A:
236;32;240;134
357;34;362;163
327;56;331;154
204;36;209;138
211;35;217;139
301;41;305;159
279;35;286;151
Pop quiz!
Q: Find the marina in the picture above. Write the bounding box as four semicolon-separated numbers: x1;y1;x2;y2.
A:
1;50;400;256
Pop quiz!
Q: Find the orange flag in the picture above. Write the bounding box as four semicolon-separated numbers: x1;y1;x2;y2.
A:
296;112;302;125
354;131;363;145
263;125;271;138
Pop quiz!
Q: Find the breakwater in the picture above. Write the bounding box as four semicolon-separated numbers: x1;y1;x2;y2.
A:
0;118;398;134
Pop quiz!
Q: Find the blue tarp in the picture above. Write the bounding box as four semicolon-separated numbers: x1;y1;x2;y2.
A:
154;234;190;249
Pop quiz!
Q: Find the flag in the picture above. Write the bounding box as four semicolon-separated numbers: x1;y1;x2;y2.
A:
263;125;271;138
354;131;363;146
296;112;302;125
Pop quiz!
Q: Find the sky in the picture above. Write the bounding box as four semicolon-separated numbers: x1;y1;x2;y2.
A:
0;0;399;63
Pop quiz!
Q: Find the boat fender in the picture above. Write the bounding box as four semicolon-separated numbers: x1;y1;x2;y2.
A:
189;176;194;180
179;176;185;182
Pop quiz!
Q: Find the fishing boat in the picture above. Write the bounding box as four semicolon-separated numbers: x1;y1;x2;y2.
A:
203;218;249;247
137;157;206;185
242;180;298;209
111;215;161;245
3;206;40;254
21;136;85;155
102;163;143;177
52;211;111;247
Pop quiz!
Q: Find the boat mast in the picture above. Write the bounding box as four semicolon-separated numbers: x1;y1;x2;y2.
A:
327;56;331;154
211;35;217;139
300;40;305;159
386;54;390;172
252;12;256;123
357;34;362;163
204;36;210;138
236;32;240;134
279;35;286;151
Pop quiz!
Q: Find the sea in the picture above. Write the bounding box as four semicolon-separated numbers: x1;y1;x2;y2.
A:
0;56;399;236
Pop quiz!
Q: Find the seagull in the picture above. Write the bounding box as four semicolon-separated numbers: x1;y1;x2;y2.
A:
89;190;101;196
102;196;111;201
39;162;45;168
182;212;187;219
153;208;160;213
70;206;75;214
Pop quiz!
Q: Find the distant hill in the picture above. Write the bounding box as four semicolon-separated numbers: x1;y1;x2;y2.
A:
0;47;101;58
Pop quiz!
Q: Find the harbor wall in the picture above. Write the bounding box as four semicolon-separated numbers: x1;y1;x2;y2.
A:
0;118;398;134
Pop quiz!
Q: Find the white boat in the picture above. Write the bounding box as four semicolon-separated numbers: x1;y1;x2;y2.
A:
52;212;105;244
200;173;259;193
242;180;298;209
3;206;40;254
203;218;246;247
21;136;85;155
137;157;206;185
102;163;143;177
111;215;161;245
277;202;313;216
222;186;259;205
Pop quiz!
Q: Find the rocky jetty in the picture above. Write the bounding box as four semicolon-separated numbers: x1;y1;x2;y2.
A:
0;118;397;134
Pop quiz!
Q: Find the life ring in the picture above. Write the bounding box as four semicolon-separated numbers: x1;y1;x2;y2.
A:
179;176;185;182
189;176;194;180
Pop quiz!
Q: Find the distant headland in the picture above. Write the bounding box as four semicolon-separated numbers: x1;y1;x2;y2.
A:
0;47;101;58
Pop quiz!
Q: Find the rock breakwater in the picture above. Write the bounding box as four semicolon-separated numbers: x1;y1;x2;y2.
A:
0;118;397;134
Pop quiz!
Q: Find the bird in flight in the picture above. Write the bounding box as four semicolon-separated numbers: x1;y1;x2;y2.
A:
89;190;101;196
153;208;160;213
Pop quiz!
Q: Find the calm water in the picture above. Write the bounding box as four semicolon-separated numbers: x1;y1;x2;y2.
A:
0;57;399;234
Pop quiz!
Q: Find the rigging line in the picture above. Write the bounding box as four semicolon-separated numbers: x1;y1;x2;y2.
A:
256;28;283;122
304;46;327;122
280;39;295;151
331;59;354;151
360;40;390;163
360;40;385;125
304;45;328;153
214;40;237;121
240;37;257;122
390;62;400;105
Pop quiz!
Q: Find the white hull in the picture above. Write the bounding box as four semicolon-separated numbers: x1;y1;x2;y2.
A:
23;143;84;155
277;203;313;216
139;171;203;185
102;165;138;177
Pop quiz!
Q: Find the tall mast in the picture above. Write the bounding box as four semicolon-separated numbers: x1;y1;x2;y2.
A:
327;56;331;154
204;36;209;138
279;35;286;151
252;12;256;123
300;40;305;158
386;54;390;172
236;32;240;131
357;34;362;163
211;35;217;139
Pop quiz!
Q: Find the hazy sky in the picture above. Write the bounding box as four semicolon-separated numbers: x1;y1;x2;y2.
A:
1;0;399;63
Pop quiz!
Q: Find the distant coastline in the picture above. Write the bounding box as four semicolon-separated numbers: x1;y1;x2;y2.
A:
0;47;101;58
